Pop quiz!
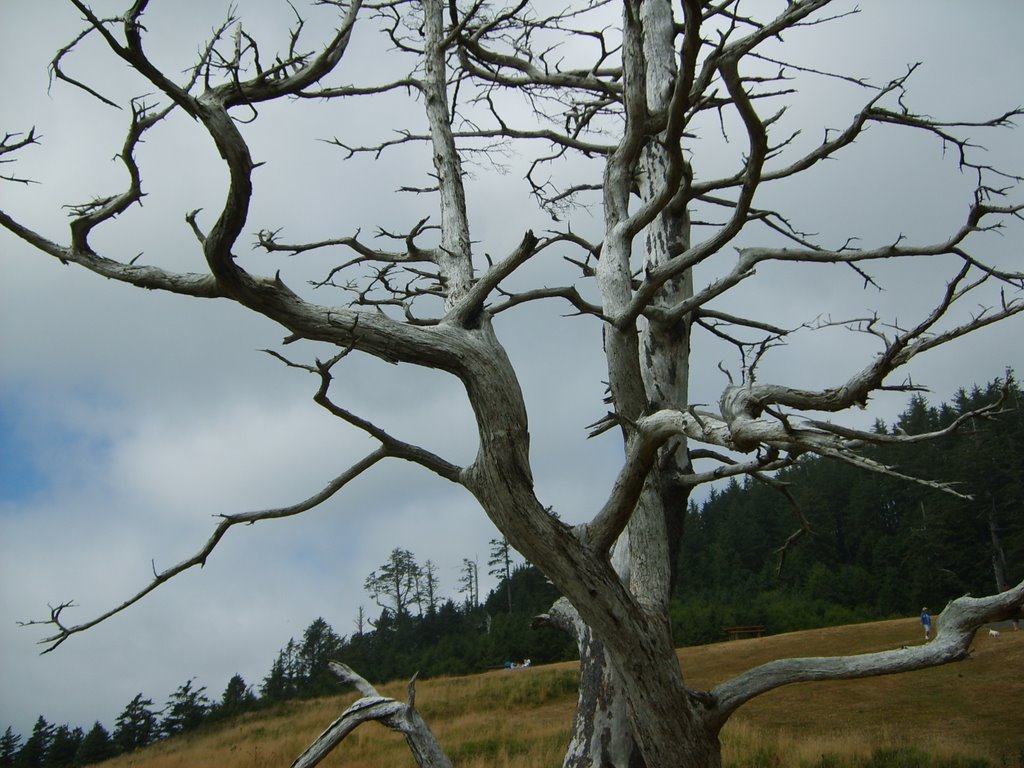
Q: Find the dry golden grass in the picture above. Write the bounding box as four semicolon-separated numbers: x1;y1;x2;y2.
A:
695;618;1024;762
99;620;1023;767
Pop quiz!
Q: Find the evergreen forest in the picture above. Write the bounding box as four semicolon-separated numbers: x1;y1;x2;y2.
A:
3;373;1020;767
672;373;1022;645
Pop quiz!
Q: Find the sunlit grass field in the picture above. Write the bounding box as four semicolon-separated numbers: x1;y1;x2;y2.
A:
95;618;1023;767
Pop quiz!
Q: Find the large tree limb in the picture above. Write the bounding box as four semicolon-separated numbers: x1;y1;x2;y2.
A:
0;207;225;297
706;580;1024;731
489;284;606;320
646;201;1023;332
2;195;475;373
803;385;1009;444
590;401;993;513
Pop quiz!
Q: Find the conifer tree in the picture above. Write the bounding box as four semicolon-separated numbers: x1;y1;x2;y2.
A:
261;639;302;702
458;558;480;609
14;717;51;768
112;694;158;753
41;725;81;768
216;674;257;720
488;537;517;613
160;679;210;738
353;606;367;636
74;723;116;766
0;728;21;768
298;619;343;696
419;560;440;614
364;548;422;617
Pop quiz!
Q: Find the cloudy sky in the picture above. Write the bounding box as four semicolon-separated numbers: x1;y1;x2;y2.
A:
2;0;1022;740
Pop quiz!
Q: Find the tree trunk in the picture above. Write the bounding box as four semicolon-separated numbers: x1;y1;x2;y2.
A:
988;496;1009;593
456;317;721;768
542;601;641;768
559;1;710;764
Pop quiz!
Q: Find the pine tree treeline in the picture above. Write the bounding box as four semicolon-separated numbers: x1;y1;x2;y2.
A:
5;374;1020;764
1;563;572;766
259;562;574;704
672;372;1024;645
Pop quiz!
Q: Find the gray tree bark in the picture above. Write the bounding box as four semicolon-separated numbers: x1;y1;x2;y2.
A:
292;664;452;768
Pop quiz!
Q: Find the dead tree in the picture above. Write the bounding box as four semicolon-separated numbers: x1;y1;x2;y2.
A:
3;2;1023;767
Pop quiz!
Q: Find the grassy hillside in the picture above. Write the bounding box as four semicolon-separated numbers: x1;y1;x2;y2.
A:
95;619;1023;767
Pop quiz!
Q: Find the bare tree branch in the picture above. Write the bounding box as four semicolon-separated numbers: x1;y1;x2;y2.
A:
707;580;1024;729
292;663;452;768
0;129;41;184
22;454;388;654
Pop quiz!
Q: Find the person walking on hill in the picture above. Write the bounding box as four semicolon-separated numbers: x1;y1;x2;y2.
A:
920;607;932;641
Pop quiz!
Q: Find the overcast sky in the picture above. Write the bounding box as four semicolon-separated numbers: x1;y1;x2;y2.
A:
1;0;1022;740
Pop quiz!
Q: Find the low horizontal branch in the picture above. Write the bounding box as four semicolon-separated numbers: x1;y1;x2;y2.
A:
706;580;1024;731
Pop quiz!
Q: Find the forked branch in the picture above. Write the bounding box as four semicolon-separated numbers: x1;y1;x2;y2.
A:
584;382;1008;550
292;663;452;768
0;128;40;184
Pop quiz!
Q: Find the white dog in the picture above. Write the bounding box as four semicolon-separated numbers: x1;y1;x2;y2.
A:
988;629;1001;638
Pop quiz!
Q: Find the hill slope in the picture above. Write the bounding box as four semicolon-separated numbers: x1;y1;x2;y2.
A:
94;619;1023;767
